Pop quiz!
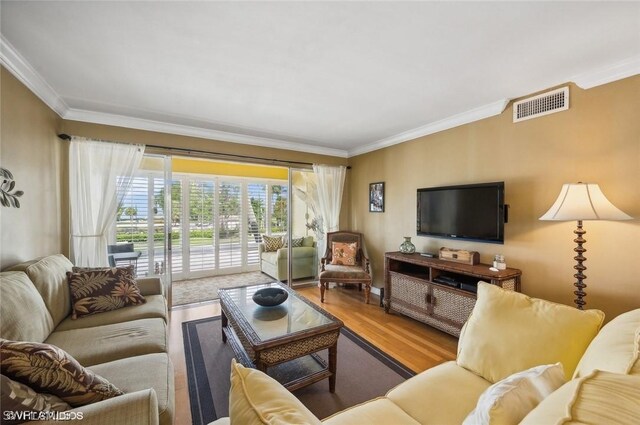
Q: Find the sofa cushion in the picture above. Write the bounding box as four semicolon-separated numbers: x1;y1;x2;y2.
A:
90;353;174;425
45;318;166;366
302;236;315;247
229;359;321;425
322;397;419;425
55;294;167;331
574;308;640;378
0;339;123;407
520;370;640;425
320;265;369;280
463;363;565;425
8;255;74;327
276;246;317;260
386;361;490;425
457;283;604;382
1;374;71;424
0;272;54;343
331;242;357;265
67;266;146;319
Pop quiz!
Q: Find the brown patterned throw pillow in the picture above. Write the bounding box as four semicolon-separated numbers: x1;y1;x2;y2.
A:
0;340;123;407
262;235;284;252
67;266;146;319
1;374;70;424
331;242;357;266
72;265;135;277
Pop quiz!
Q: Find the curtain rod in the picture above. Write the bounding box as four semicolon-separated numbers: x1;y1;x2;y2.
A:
57;133;351;169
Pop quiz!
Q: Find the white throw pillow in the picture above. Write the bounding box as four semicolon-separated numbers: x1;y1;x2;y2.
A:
463;363;566;425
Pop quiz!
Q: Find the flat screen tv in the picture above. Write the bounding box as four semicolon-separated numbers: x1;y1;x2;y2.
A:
417;182;506;244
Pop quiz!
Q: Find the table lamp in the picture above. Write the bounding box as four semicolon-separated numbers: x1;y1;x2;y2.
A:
539;182;632;309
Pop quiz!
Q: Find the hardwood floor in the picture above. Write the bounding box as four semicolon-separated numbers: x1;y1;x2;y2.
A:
168;284;458;425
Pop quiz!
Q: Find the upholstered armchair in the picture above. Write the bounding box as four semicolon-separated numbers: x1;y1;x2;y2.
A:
319;231;372;304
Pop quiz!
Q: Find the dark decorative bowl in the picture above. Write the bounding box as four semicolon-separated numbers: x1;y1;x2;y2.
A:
252;287;288;307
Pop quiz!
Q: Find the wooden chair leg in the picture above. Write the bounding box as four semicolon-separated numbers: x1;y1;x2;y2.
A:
364;283;371;304
358;283;362;292
320;282;326;303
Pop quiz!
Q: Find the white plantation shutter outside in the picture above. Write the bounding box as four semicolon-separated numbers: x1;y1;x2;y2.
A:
218;182;242;269
247;183;268;265
116;176;150;276
116;171;288;279
270;184;288;235
170;180;184;275
189;180;216;272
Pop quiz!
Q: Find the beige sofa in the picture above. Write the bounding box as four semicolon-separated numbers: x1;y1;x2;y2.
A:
212;283;640;425
1;254;173;425
259;236;317;281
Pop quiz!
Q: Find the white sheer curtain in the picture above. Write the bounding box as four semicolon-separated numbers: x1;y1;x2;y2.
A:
69;138;144;267
313;164;346;257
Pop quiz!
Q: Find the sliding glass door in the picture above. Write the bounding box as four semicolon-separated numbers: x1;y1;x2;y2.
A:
114;154;173;302
287;168;320;287
116;155;320;291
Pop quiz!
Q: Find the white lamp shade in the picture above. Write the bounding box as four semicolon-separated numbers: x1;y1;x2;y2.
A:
540;183;632;221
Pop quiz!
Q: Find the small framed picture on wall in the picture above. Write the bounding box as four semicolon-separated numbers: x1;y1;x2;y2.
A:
369;182;384;213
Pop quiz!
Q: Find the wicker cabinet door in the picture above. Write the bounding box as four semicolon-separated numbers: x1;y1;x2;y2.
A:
430;285;476;329
388;272;430;318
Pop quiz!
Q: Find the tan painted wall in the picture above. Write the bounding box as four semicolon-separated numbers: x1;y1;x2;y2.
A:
348;77;640;320
0;67;67;268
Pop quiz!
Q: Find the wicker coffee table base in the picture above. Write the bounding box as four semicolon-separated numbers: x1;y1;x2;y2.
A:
221;306;341;392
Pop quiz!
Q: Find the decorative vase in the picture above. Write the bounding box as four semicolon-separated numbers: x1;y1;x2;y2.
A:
399;237;416;254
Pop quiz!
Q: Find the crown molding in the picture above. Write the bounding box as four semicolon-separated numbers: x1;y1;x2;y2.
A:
573;56;640;89
0;35;69;116
64;108;349;158
348;99;509;157
3;31;637;159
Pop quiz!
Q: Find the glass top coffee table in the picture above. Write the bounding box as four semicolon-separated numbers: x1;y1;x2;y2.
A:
219;282;343;392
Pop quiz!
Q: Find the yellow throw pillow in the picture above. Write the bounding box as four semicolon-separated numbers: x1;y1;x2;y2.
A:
228;359;321;425
457;283;604;383
573;308;640;378
331;242;357;266
520;370;640;425
463;363;565;425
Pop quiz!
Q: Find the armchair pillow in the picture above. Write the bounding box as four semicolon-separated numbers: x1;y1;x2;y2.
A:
0;339;123;407
229;359;321;425
331;242;357;266
67;265;146;319
463;363;565;425
457;283;604;382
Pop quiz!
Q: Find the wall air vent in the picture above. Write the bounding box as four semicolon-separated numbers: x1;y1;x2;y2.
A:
513;86;569;123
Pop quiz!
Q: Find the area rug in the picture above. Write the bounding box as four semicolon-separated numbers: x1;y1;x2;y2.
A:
172;272;274;306
183;316;415;424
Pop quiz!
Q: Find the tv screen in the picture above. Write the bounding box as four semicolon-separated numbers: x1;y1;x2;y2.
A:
417;182;505;244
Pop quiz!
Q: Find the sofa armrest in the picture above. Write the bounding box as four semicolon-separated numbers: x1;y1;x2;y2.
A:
277;247;288;260
258;243;265;256
24;389;159;425
137;277;164;297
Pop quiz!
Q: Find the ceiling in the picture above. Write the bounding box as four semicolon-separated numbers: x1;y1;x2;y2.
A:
1;2;639;158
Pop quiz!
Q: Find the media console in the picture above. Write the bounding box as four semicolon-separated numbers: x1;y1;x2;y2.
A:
384;251;522;337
